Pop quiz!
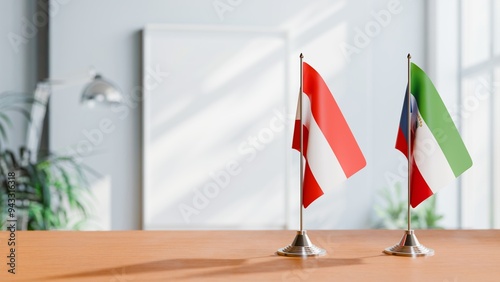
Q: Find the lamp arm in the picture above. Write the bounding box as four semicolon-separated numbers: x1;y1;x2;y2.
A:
42;67;96;89
25;82;51;162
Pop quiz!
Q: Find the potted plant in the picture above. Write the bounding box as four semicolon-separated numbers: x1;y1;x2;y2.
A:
373;182;444;229
0;92;94;230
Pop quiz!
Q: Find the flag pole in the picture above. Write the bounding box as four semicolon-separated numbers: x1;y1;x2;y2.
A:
299;53;304;232
406;53;412;232
277;53;325;257
383;53;434;257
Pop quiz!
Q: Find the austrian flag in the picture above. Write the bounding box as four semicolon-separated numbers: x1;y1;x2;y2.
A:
396;63;472;208
292;62;366;208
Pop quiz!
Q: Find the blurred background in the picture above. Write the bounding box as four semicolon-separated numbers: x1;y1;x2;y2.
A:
0;0;498;230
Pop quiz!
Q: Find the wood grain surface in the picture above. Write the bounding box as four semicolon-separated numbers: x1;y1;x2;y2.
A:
0;230;499;281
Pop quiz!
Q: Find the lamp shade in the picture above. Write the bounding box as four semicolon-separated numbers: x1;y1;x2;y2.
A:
81;74;122;106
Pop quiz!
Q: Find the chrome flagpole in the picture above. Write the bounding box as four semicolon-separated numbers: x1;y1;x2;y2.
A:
407;53;412;234
384;54;434;257
277;53;325;257
300;52;304;233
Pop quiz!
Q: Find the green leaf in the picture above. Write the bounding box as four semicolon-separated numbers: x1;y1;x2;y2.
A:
0;125;7;144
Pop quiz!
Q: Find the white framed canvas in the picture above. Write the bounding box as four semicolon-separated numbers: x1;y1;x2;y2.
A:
142;24;291;229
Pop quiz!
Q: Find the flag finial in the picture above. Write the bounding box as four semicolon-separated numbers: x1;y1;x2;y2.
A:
300;53;303;59
407;53;411;59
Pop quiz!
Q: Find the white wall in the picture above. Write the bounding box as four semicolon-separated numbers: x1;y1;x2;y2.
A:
428;0;500;230
0;0;37;150
49;0;426;230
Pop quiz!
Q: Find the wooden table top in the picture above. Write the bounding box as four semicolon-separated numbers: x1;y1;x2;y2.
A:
0;229;499;281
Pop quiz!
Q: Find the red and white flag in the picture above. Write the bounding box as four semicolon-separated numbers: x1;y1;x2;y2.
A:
292;62;366;208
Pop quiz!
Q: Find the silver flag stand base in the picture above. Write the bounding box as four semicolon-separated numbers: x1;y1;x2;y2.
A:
277;230;326;257
384;230;434;257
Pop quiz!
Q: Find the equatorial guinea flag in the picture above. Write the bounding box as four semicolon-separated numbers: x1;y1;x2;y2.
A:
292;62;366;208
396;63;472;208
